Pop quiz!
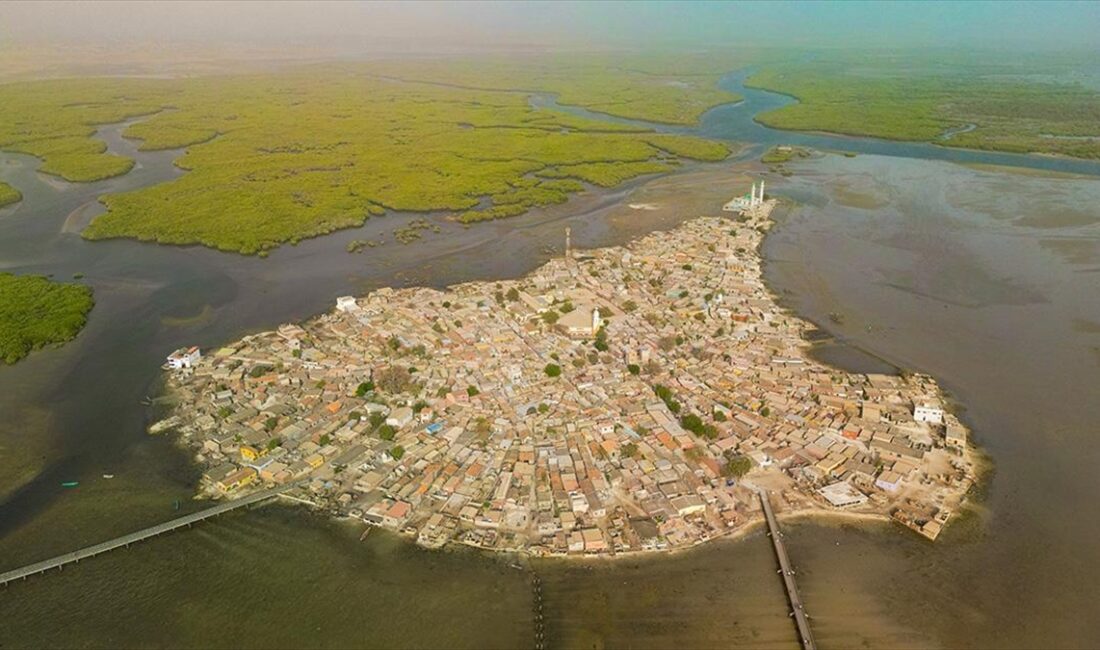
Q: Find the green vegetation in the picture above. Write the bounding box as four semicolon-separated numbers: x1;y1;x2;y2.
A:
593;327;609;352
366;52;746;125
0;78;165;182
536;160;676;188
760;145;809;165
748;57;1100;159
0;273;94;364
544;363;562;378
680;413;718;440
390;445;405;460
724;455;753;478
0;56;740;254
653;384;681;414
0;181;21;208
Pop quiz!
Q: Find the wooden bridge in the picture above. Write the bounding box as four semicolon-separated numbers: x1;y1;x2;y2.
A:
758;489;818;650
0;483;296;587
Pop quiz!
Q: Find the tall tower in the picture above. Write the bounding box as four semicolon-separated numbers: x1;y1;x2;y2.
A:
565;226;572;259
760;180;766;204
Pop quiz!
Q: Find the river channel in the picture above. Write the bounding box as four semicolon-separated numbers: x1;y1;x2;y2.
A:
2;70;1099;648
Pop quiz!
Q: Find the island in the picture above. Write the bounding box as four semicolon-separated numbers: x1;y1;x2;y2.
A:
0;273;94;364
158;198;977;555
0;181;20;208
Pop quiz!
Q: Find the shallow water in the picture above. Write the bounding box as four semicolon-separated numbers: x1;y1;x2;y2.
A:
763;154;1100;648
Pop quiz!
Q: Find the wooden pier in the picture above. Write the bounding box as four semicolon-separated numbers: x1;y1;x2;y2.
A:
758;489;817;650
0;483;296;587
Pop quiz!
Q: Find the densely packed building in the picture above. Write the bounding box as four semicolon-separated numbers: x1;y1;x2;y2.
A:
161;206;976;554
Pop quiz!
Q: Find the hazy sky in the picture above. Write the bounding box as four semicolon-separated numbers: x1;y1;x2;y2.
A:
3;1;1098;52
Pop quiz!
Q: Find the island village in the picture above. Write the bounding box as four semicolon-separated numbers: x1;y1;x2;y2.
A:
158;184;977;556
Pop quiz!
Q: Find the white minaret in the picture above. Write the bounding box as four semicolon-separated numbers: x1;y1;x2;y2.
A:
565;226;572;259
760;180;765;204
750;183;757;206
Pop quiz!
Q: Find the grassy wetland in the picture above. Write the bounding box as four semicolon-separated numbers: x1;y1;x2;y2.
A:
0;59;736;255
363;52;746;125
747;57;1100;158
0;181;21;207
0;273;94;364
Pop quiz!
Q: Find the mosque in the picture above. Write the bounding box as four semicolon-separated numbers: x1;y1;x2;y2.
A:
723;180;766;214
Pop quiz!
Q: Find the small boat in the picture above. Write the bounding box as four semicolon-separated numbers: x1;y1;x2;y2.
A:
102;474;115;479
61;481;79;488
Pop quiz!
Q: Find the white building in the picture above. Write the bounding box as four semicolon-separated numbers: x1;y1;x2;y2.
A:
913;402;945;425
817;481;869;508
386;406;414;428
336;296;358;312
875;470;903;493
723;181;767;213
165;346;201;370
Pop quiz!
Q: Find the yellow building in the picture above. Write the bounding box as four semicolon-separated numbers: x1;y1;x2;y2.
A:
215;467;257;493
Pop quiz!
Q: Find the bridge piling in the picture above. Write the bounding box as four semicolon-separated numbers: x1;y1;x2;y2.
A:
0;483;297;588
757;489;817;650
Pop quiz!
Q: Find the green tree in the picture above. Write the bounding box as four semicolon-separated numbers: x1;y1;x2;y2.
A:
391;445;406;460
724;455;753;478
544;363;562;378
654;384;681;413
0;273;94;365
593;327;609;352
680;413;704;435
378;425;396;441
